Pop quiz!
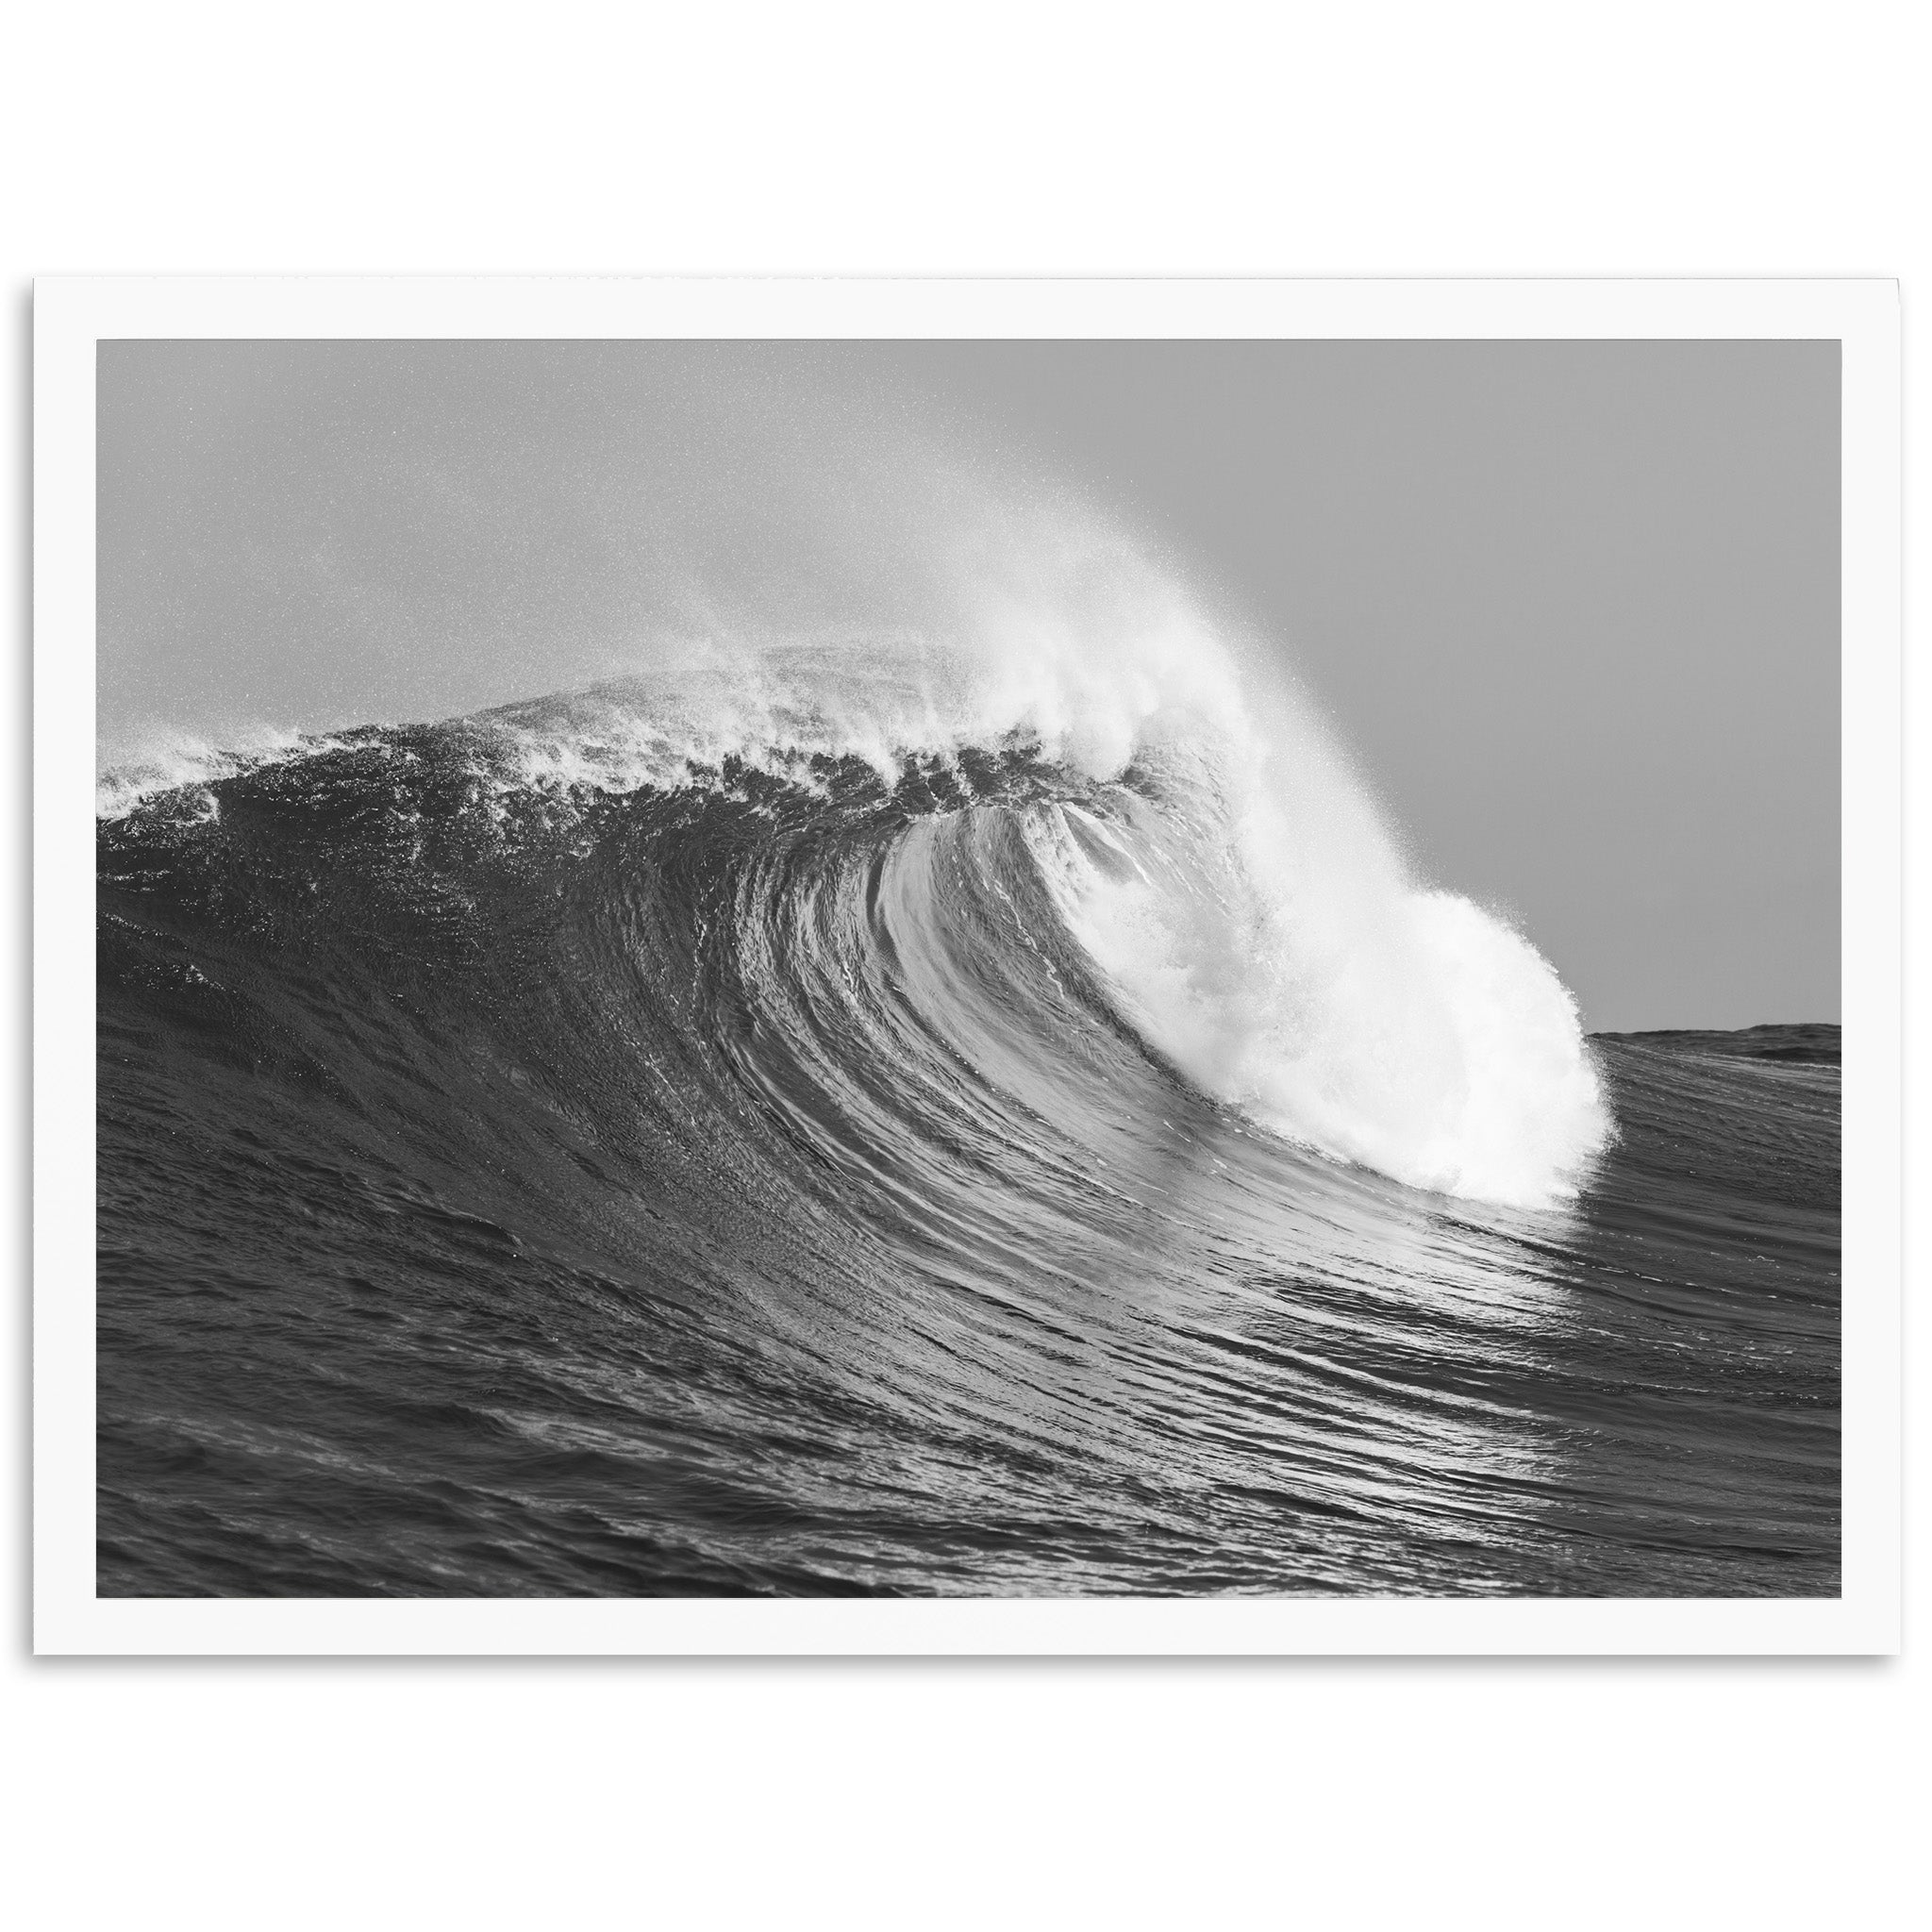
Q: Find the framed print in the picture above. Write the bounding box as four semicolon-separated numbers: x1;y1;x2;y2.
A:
34;277;1901;1653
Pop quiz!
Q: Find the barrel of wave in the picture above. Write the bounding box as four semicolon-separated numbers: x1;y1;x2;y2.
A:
1030;758;1609;1212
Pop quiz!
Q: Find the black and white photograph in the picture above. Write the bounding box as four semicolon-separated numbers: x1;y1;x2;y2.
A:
77;319;1856;1610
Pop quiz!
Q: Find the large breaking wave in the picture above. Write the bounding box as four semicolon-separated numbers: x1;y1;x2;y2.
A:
100;518;1609;1210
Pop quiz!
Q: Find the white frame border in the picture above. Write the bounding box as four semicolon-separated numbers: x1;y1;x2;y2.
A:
34;277;1901;1655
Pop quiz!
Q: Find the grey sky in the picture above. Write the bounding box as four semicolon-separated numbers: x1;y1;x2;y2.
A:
98;338;1840;1033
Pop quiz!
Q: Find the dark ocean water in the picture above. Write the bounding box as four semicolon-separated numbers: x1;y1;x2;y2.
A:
96;715;1840;1598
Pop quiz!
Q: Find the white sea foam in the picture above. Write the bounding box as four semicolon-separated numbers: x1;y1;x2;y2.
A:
1027;789;1608;1209
95;724;347;821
